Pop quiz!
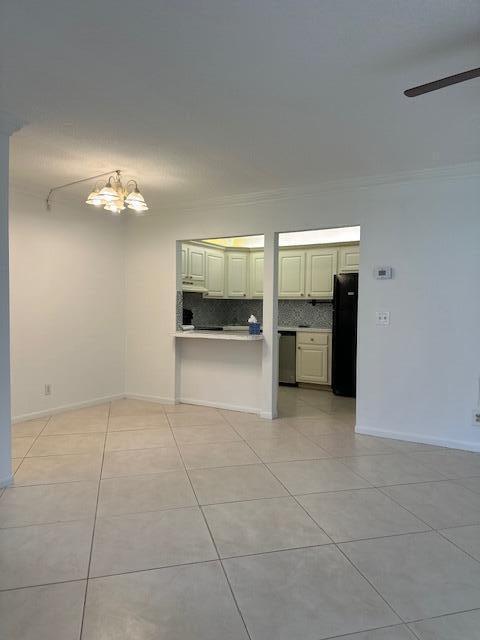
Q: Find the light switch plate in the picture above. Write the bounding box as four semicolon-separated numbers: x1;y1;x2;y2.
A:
376;311;390;326
473;409;480;427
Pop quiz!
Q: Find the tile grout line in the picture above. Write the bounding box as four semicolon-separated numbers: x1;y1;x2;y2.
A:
11;414;54;477
435;528;480;567
319;622;417;640
78;401;111;639
169;418;254;640
375;484;480;560
4;399;480;633
224;412;411;627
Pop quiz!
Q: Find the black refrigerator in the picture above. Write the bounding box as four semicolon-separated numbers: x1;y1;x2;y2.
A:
332;273;358;397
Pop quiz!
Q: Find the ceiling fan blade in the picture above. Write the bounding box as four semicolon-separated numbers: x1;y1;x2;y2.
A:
404;67;480;97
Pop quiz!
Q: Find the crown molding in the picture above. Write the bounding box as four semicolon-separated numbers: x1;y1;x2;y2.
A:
0;111;26;137
179;161;480;212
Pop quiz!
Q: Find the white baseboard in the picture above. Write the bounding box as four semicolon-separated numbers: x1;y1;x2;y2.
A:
355;424;480;453
0;473;13;488
179;397;261;415
12;392;264;422
13;394;125;423
125;393;175;406
260;411;276;420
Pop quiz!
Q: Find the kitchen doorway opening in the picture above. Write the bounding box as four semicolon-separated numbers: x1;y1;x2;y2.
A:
276;226;360;423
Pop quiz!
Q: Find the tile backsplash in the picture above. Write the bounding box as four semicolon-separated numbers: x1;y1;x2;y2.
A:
181;292;332;329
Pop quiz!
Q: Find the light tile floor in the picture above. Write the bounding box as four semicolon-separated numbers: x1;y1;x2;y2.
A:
2;387;480;639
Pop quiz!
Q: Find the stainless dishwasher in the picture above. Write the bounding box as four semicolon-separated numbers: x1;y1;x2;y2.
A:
279;331;297;385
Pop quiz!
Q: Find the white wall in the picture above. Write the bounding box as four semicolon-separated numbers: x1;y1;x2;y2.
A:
177;339;263;413
9;190;126;420
125;167;480;451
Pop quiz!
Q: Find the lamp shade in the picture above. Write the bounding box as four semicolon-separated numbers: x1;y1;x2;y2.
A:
98;179;119;203
85;188;104;207
125;187;148;212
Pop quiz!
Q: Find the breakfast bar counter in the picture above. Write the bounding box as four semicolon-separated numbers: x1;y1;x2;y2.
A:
173;330;263;341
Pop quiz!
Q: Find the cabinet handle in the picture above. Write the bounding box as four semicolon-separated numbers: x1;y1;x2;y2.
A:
300;293;304;296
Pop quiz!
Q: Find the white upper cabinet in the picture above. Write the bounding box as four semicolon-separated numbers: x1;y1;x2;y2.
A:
306;247;337;299
204;249;225;298
182;243;206;292
182;242;358;297
188;246;206;281
338;244;360;273
181;246;187;279
250;251;264;298
227;251;249;297
279;250;306;298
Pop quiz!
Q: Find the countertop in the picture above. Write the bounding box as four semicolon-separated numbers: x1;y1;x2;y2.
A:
173;330;264;341
278;326;331;333
221;325;331;333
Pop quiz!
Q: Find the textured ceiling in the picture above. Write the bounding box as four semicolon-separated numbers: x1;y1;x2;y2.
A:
1;0;479;210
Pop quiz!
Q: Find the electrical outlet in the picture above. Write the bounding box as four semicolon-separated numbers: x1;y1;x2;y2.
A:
473;409;480;427
376;311;390;326
44;384;52;396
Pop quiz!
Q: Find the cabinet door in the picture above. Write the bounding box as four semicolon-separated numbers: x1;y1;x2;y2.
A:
279;250;305;298
306;247;337;299
227;252;249;297
188;246;206;281
296;344;329;384
205;250;225;297
250;251;264;298
338;245;359;273
181;245;187;279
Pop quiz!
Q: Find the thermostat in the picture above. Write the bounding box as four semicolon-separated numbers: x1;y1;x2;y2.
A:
374;266;393;280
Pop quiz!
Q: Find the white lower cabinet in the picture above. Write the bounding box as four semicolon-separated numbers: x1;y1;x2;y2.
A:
296;332;331;385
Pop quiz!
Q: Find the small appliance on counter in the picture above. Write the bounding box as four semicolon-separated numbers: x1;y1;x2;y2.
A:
181;308;194;331
182;308;193;325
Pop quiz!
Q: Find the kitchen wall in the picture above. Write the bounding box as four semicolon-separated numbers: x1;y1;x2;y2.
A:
125;165;480;451
9;190;126;420
181;292;332;328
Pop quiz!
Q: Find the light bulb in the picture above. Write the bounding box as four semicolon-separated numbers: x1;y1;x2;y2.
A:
104;196;125;214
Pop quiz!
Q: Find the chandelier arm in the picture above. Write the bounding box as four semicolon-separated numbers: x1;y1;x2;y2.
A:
125;179;138;192
45;169;121;210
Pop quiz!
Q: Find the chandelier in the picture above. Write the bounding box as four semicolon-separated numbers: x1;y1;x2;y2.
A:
45;169;149;214
86;170;149;214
